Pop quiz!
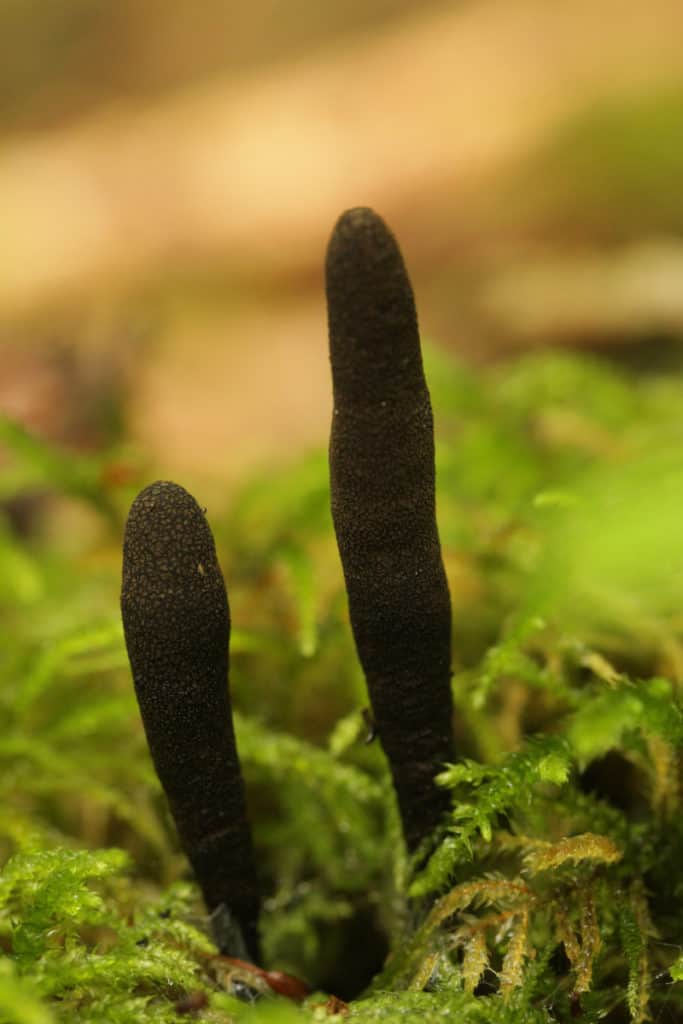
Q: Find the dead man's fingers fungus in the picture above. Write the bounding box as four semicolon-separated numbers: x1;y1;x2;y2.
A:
120;480;260;960
326;207;454;853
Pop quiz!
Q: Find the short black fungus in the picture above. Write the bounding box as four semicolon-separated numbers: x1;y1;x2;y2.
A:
120;480;260;960
326;207;454;852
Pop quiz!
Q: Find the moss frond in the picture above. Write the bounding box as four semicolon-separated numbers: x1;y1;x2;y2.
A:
5;348;683;1020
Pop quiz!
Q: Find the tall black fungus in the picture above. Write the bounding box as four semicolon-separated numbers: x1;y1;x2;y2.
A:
120;480;260;960
326;207;454;853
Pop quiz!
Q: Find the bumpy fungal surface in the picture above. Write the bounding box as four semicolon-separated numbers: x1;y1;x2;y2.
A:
120;480;260;959
326;207;454;852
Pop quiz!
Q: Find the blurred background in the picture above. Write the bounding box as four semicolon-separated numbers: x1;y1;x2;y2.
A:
2;0;683;494
4;5;683;998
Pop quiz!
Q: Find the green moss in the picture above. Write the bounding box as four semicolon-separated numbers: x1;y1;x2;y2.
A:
3;348;683;1021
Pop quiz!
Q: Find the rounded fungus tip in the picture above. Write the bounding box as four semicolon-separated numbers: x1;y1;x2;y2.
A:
121;479;260;961
326;208;454;853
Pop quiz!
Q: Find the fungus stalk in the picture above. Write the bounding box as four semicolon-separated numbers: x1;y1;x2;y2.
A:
326;207;454;852
120;480;260;960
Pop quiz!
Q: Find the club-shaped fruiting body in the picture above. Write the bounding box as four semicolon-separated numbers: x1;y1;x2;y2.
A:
326;207;454;852
120;480;260;960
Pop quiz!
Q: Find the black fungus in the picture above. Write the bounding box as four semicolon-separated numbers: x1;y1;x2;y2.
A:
326;207;454;852
120;480;260;960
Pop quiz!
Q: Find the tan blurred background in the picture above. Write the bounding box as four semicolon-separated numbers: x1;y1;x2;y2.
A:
2;0;683;490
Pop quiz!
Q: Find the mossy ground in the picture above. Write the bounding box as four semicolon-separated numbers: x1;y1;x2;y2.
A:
3;347;683;1022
